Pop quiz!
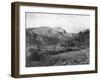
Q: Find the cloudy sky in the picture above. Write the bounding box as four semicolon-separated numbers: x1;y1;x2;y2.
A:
26;12;90;33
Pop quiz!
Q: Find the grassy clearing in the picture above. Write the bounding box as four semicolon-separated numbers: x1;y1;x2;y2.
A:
26;48;89;67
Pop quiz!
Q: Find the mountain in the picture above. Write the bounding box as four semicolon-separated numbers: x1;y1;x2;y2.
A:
26;26;73;48
26;26;89;52
31;26;68;38
27;26;73;39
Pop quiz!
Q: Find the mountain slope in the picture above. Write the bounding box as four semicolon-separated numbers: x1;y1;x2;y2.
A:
26;26;73;47
26;26;89;49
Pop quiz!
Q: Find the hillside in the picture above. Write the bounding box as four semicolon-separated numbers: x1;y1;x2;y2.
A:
26;26;89;48
26;26;75;48
26;26;90;67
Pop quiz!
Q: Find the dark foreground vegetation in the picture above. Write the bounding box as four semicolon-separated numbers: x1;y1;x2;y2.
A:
26;27;90;67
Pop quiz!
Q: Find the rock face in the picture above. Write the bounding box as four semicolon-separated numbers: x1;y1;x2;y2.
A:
26;26;73;48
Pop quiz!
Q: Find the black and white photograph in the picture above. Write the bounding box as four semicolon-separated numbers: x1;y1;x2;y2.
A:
26;12;90;67
11;2;97;78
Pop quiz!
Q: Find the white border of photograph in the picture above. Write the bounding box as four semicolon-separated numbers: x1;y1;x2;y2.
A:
19;6;95;75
